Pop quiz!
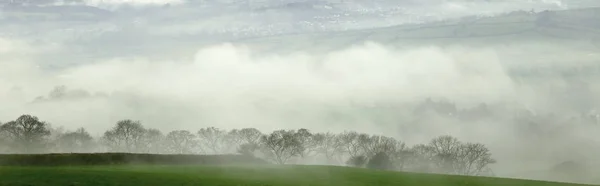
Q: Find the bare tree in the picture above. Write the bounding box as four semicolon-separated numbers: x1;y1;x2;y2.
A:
197;127;227;154
0;121;9;152
260;130;305;164
102;120;147;152
0;115;51;153
427;135;463;174
143;128;165;153
295;128;319;157
456;143;496;176
346;155;367;167
313;132;344;163
369;136;409;170
55;128;95;153
367;151;393;170
165;130;198;154
229;128;263;156
227;128;262;151
416;135;496;176
360;135;404;158
229;128;262;144
405;144;436;173
337;131;365;158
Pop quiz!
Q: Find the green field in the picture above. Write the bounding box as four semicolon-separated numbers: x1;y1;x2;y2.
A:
0;165;595;186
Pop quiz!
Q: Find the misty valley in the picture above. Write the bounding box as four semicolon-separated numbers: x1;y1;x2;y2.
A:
2;0;600;185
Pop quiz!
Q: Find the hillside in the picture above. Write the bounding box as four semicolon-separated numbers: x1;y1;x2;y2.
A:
234;7;600;54
0;165;596;186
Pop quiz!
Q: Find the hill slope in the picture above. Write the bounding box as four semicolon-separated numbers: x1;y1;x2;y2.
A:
233;7;600;54
0;165;595;186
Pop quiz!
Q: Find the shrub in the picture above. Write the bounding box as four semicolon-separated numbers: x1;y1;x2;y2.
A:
0;153;268;166
346;155;367;168
367;152;392;170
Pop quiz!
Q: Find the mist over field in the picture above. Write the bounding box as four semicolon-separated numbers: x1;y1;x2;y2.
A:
2;0;600;184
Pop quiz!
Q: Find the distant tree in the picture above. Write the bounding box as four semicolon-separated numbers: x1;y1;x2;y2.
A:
227;128;262;151
229;128;263;157
346;155;367;168
455;143;496;176
341;134;409;171
260;130;305;164
143;128;165;153
313;132;344;163
367;151;393;170
361;135;405;158
237;142;261;157
337;131;366;158
295;128;319;157
0;121;8;152
392;148;419;171
102;120;147;152
427;135;463;174
0;115;51;153
165;130;198;154
355;133;375;156
229;128;262;144
405;144;436;173
551;161;588;179
369;136;409;170
55;128;95;153
47;125;66;147
416;135;496;176
197;127;228;154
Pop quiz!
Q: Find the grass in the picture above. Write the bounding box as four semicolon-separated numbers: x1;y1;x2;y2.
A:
0;165;595;186
0;153;267;166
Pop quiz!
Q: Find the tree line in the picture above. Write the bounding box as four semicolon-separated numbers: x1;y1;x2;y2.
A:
0;114;496;176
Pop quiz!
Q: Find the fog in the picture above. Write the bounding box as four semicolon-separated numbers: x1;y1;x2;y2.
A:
3;0;600;184
1;42;517;130
4;38;600;181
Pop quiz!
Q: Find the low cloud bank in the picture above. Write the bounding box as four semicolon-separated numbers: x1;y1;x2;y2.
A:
2;40;600;183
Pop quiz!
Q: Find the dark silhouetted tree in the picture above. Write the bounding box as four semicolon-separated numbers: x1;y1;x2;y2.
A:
260;129;305;164
428;135;462;174
337;131;365;158
361;135;405;158
456;143;496;176
415;135;496;176
0;115;51;153
346;155;367;168
295;128;319;157
367;151;393;170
